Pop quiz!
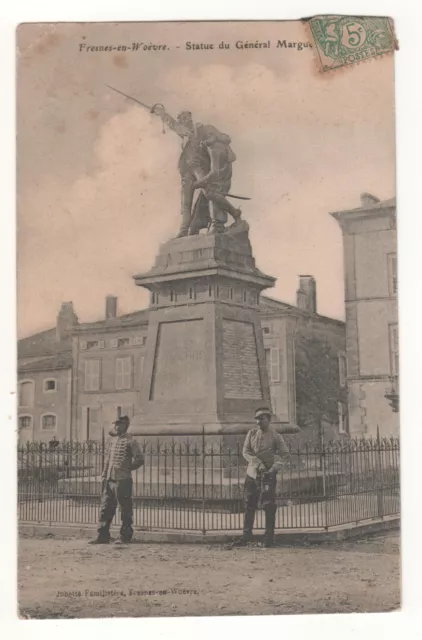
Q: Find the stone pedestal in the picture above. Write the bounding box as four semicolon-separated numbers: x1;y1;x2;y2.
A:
130;227;280;436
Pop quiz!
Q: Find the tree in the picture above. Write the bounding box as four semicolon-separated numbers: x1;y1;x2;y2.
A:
295;332;340;433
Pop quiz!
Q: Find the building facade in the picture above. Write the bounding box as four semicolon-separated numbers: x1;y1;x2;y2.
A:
72;296;149;441
331;194;399;437
18;279;347;442
261;277;348;442
18;302;77;442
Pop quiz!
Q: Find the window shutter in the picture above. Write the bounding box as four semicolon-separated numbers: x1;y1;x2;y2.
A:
338;355;347;387
98;340;105;349
389;325;399;375
123;357;132;388
19;381;35;408
388;253;398;296
110;338;118;348
391;255;397;293
84;406;101;440
338;402;347;434
115;358;124;390
80;341;87;350
85;360;100;391
140;356;145;384
270;347;280;383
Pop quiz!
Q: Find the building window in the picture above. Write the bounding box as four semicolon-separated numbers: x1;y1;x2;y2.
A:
389;324;399;376
131;336;146;346
85;407;100;440
338;355;347;388
41;414;57;431
209;285;212;297
19;415;32;431
84;359;100;391
19;380;34;408
387;253;398;296
116;357;132;390
338;402;348;434
229;287;233;300
140;356;145;384
262;326;270;335
265;347;281;383
44;378;57;393
86;340;98;350
243;290;247;303
118;338;130;348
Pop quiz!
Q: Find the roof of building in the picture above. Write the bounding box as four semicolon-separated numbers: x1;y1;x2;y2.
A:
18;294;343;362
331;194;396;219
18;353;73;373
17;328;72;360
75;307;150;332
261;296;344;327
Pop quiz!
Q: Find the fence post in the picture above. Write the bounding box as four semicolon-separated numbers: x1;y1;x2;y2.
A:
101;428;105;476
321;429;326;498
321;431;328;530
376;426;384;519
202;425;206;536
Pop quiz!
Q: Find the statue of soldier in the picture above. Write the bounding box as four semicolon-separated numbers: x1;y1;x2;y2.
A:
151;104;241;237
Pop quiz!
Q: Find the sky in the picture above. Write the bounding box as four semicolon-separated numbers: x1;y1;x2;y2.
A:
16;21;396;337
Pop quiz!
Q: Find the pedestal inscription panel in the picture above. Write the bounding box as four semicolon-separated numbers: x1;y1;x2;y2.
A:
223;319;263;399
150;319;206;401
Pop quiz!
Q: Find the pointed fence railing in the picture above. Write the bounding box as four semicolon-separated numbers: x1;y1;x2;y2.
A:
17;432;400;533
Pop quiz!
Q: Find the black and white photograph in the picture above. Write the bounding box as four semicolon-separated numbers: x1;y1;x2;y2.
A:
16;18;400;618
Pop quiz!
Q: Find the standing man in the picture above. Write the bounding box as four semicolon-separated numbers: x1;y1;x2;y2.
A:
89;415;144;545
234;408;289;548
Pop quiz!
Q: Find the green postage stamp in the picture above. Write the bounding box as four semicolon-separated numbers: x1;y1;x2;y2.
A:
306;15;397;72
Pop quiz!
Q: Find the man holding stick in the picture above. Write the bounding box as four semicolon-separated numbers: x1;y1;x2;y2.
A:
233;407;289;548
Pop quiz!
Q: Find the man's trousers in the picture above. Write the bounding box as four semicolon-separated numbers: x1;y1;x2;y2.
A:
242;473;277;543
97;478;133;541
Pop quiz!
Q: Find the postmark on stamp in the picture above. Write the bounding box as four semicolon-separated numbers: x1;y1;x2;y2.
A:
305;16;397;72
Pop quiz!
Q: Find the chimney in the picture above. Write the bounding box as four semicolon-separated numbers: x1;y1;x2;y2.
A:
105;295;118;320
296;276;317;314
56;302;79;341
360;193;380;208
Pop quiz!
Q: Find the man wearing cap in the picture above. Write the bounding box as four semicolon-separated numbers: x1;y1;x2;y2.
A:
234;407;289;548
89;415;144;545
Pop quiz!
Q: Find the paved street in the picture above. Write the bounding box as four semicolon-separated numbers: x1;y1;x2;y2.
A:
18;531;400;618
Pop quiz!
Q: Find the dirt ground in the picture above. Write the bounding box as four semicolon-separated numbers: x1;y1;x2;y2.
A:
18;532;400;618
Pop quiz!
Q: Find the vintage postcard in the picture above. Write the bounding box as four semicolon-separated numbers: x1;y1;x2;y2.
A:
17;19;399;618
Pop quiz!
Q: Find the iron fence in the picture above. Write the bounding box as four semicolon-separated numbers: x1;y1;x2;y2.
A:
18;435;400;533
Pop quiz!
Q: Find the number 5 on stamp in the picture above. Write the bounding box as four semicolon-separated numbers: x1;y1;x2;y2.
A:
305;15;398;72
